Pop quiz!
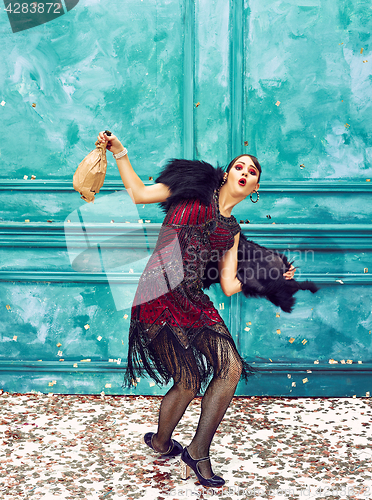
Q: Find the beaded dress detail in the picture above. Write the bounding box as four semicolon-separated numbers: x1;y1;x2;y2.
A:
125;190;256;391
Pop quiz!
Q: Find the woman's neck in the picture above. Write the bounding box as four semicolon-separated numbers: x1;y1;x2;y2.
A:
218;184;242;217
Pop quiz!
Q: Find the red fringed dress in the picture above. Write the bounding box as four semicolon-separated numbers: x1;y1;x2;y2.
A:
125;191;256;391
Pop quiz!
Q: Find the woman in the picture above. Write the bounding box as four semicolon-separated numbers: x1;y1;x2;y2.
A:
97;131;296;487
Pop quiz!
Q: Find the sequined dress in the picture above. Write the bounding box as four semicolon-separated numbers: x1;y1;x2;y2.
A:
125;191;256;391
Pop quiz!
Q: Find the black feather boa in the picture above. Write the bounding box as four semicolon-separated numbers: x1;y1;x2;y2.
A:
156;159;319;313
156;159;225;212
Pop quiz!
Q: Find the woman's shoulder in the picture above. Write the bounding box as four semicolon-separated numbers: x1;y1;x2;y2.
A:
155;159;224;213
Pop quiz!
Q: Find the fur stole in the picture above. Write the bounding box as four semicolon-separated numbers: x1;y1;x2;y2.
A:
155;159;225;212
203;232;319;313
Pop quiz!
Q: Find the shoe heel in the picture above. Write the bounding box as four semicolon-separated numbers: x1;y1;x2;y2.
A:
180;460;191;480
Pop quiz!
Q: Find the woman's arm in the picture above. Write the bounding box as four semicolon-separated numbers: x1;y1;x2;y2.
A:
218;233;243;297
98;131;171;205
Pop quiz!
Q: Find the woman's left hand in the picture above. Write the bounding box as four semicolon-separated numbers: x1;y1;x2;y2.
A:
283;264;296;280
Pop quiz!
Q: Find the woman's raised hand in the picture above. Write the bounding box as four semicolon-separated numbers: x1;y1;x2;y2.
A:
283;264;296;280
97;131;124;155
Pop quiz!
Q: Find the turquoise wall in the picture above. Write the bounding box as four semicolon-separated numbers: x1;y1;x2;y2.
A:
0;0;371;396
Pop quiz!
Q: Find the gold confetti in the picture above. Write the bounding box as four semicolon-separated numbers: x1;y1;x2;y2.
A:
105;383;112;388
366;392;370;397
0;101;5;106
57;343;62;347
300;164;305;168
329;359;338;364
97;336;102;341
138;219;143;223
31;175;36;179
48;382;53;387
345;123;350;128
84;324;90;330
57;351;63;357
353;395;357;398
80;359;91;362
219;303;224;310
25;219;30;223
302;377;308;384
307;370;312;373
73;363;78;368
289;338;295;343
244;327;250;332
145;219;151;223
32;103;36;107
361;48;364;54
248;321;251;325
287;374;291;379
195;102;200;107
363;60;368;63
110;220;114;223
129;269;134;273
269;359;273;362
6;304;11;310
346;359;353;364
23;175;28;180
276;329;281;334
302;339;307;345
339;42;343;45
364;268;368;273
314;360;319;364
358;361;362;364
292;381;296;387
67;220;71;223
336;279;344;284
149;381;155;387
123;314;128;319
149;176;153;181
59;359;64;362
13;336;17;341
109;359;114;362
275;101;280;106
276;313;280;318
244;141;249;146
341;360;346;364
366;179;370;182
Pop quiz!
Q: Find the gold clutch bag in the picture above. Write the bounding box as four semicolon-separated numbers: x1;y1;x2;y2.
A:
73;140;108;203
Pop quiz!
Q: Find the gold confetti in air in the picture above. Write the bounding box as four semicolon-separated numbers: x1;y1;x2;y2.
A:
248;321;251;325
363;60;368;63
149;176;153;181
123;314;128;319
276;313;280;318
84;324;90;330
336;279;344;284
366;179;371;182
275;101;281;106
346;359;353;364
361;48;364;54
300;164;305;169
105;383;112;389
73;363;78;368
302;339;307;345
25;219;30;223
364;268;368;273
329;359;338;364
307;370;312;373
314;360;319;364
292;381;296;387
67;220;71;223
287;374;291;379
244;141;249;146
23;175;28;180
31;175;36;179
345;123;350;128
358;361;363;364
149;381;156;387
80;359;91;362
269;359;273;362
366;391;370;397
59;359;64;362
6;305;11;310
13;336;17;341
0;101;5;106
341;360;346;364
276;329;281;334
244;327;250;332
289;338;295;343
97;336;102;341
145;219;151;223
302;378;308;384
219;303;224;310
138;219;143;223
32;103;36;107
57;351;63;357
195;102;200;107
57;343;62;347
109;359;114;363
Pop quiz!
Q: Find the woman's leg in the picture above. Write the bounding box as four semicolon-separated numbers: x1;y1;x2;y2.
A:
151;382;198;453
186;333;243;478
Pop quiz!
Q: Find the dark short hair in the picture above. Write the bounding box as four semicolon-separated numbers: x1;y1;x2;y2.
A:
226;154;262;181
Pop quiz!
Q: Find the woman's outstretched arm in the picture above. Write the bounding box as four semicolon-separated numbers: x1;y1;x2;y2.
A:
98;131;171;205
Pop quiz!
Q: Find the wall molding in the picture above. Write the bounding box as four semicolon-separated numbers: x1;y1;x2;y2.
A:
1;223;371;249
1;179;372;192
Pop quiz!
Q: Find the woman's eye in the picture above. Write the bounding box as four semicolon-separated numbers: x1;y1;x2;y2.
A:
235;165;242;170
249;169;257;176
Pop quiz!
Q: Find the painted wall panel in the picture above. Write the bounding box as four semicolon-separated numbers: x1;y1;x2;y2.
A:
0;0;371;396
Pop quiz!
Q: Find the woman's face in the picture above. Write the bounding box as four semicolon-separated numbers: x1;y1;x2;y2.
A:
226;156;260;197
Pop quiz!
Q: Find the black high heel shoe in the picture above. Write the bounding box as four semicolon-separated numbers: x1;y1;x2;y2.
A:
180;447;225;487
144;432;183;458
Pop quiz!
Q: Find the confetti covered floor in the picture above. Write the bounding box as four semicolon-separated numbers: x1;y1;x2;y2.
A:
1;392;371;500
